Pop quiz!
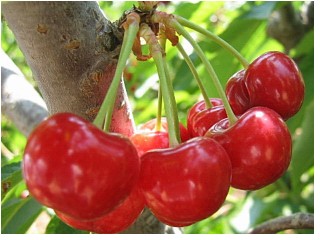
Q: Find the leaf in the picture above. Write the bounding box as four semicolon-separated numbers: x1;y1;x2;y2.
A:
293;30;314;57
290;100;314;193
197;18;263;97
46;215;88;234
172;1;202;20
1;161;23;199
1;196;43;233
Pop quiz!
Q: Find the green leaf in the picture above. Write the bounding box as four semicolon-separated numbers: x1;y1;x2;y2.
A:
293;30;314;57
197;18;263;97
1;196;43;233
46;215;89;234
290;100;314;193
1;161;23;200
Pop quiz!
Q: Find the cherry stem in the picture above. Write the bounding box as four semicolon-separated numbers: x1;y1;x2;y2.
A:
176;42;213;109
155;32;167;132
155;83;163;132
170;19;238;126
140;23;181;147
175;15;250;69
93;13;140;130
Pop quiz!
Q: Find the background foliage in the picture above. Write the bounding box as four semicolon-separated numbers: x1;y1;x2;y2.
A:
1;1;314;234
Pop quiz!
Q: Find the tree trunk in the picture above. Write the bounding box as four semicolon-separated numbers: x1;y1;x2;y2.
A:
2;1;134;136
2;1;172;234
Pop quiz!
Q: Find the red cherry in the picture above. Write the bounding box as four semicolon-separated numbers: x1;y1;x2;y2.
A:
187;98;223;136
130;131;169;157
225;69;250;115
56;184;145;233
139;117;190;142
140;137;231;226
190;105;227;137
23;113;140;220
206;107;292;190
244;51;305;120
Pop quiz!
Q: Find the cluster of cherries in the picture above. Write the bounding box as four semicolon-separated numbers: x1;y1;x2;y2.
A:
22;2;305;234
22;51;304;233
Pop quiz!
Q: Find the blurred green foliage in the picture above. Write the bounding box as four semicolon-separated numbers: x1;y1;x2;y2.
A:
1;1;313;234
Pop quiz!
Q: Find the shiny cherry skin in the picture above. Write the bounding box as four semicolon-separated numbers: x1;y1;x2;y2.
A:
131;118;191;157
139;117;190;142
130;131;169;157
190;105;227;137
244;51;305;120
187;98;223;136
140;137;231;226
56;184;145;233
206;107;292;190
23;112;140;220
225;69;250;115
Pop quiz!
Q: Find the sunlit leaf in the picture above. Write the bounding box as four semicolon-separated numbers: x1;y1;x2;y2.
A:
290;101;314;193
2;196;43;233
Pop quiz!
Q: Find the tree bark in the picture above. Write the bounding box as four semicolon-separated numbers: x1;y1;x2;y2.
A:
2;1;172;234
2;1;134;136
250;213;314;234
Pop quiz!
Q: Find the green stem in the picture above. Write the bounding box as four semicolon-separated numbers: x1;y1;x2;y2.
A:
140;23;180;147
162;51;181;144
155;36;167;132
154;51;181;146
175;15;250;69
93;14;140;130
155;85;163;132
176;42;213;109
170;19;238;125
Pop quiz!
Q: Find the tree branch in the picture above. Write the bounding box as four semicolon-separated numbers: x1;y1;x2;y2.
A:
1;49;48;137
2;1;134;137
249;213;314;234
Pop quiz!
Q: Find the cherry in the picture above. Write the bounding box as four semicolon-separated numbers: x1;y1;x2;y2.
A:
130;118;191;156
140;137;231;226
206;107;292;190
130;131;169;157
244;51;305;120
23;112;140;220
187;98;223;136
225;69;250;115
189;105;227;137
139;117;190;142
56;184;145;233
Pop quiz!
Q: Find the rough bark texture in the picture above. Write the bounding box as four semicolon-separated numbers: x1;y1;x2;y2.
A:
2;1;134;136
2;1;172;234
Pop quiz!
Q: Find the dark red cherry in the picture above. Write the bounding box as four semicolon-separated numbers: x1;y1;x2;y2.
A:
23;113;140;220
56;184;145;233
225;69;250;115
140;137;231;226
244;51;305;120
206;107;292;190
190;105;227;137
187;98;223;136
